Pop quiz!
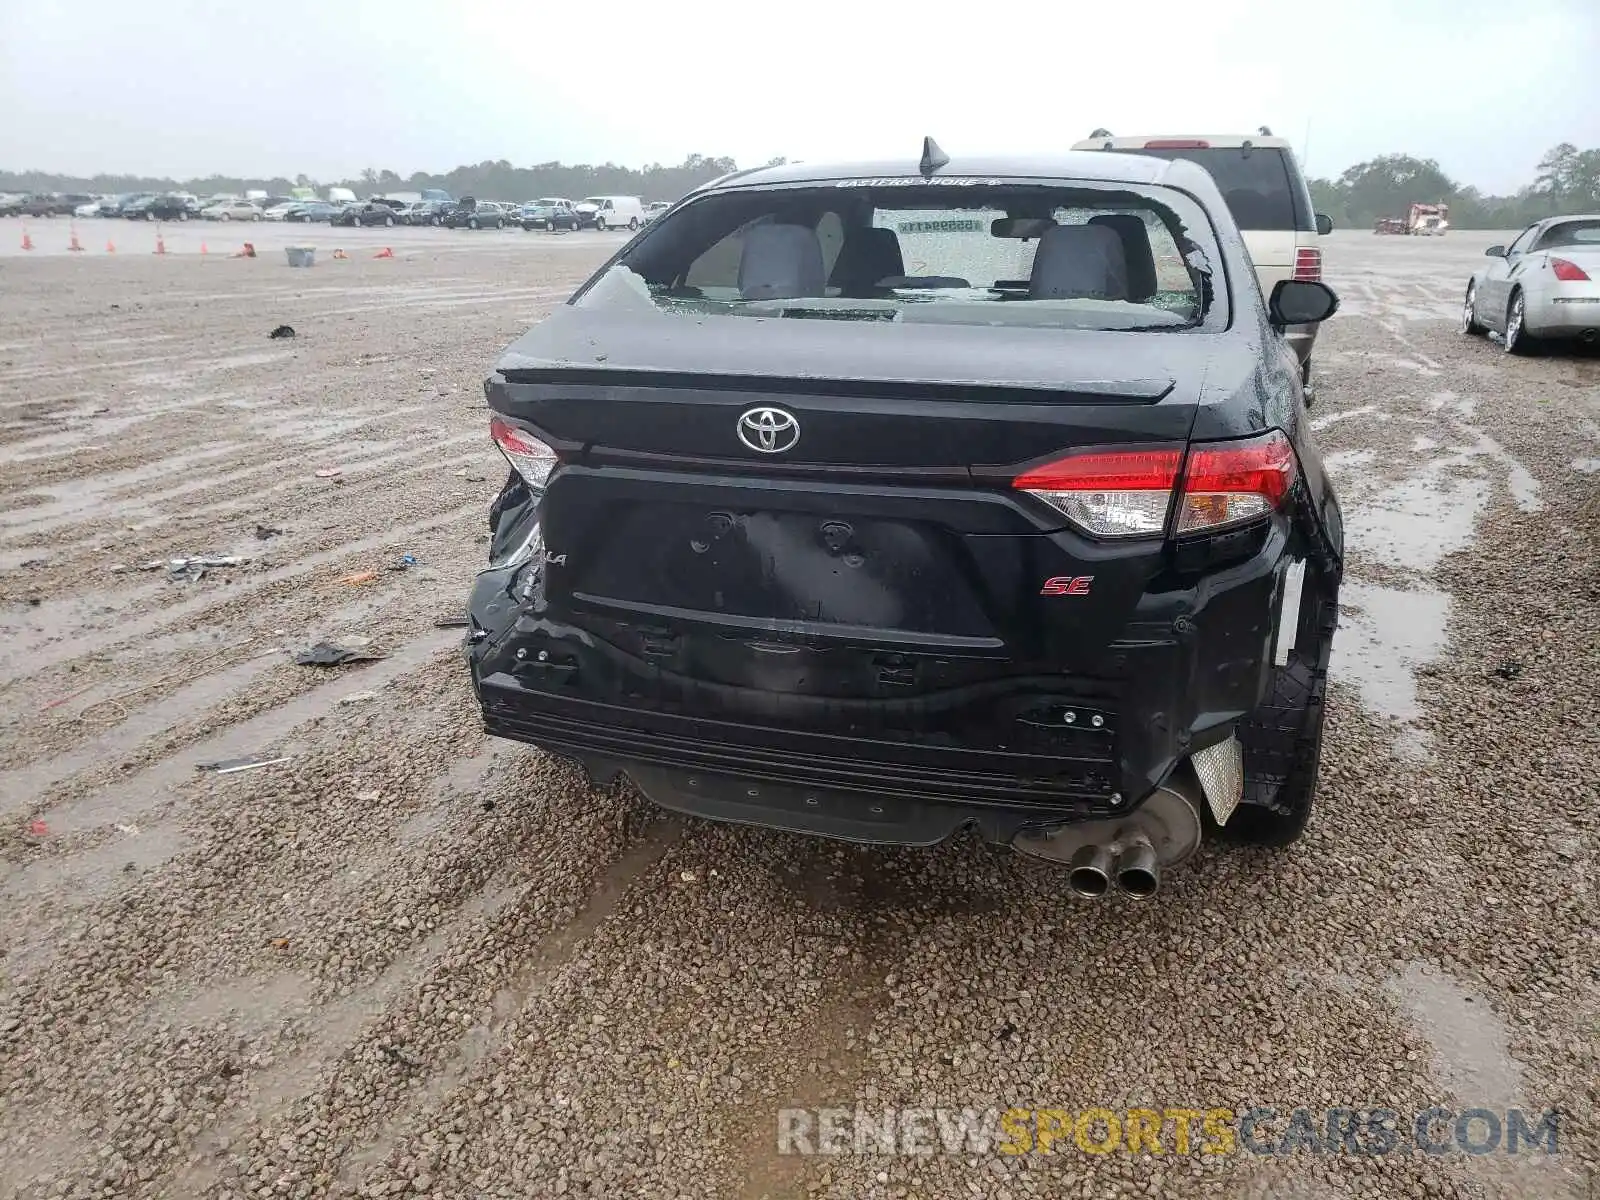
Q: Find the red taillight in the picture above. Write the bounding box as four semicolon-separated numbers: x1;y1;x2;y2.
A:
1012;434;1298;539
1013;447;1182;538
1175;431;1297;534
1293;248;1322;281
1551;257;1590;282
489;416;559;488
1144;139;1210;149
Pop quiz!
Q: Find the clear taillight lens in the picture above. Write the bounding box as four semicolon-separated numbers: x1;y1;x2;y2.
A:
1175;431;1298;534
489;417;559;488
1013;433;1299;539
1013;448;1182;538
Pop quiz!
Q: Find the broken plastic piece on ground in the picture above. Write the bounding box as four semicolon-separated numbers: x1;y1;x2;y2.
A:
337;691;378;705
433;617;470;628
254;523;284;540
43;686;93;711
140;554;247;583
197;755;290;775
269;325;295;339
315;467;342;478
294;641;385;667
28;820;48;836
387;554;418;572
339;570;380;586
19;558;48;568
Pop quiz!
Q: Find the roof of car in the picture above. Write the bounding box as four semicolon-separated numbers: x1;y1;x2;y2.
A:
698;151;1198;193
1071;134;1295;151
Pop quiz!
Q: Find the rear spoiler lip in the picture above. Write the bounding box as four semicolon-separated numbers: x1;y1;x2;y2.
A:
491;365;1177;407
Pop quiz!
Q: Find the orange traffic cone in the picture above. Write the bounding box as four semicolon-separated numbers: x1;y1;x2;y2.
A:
200;242;208;256
21;227;34;251
374;246;394;259
106;239;116;253
68;225;84;252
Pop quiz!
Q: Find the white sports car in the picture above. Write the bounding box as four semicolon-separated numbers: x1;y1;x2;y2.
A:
1462;215;1600;354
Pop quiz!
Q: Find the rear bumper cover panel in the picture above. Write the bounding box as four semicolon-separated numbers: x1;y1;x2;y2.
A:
468;525;1291;841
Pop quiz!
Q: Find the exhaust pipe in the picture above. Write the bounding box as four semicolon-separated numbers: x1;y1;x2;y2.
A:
1113;836;1160;899
1067;844;1113;898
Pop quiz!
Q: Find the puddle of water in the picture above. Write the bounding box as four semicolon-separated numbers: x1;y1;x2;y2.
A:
1331;582;1450;727
1309;404;1380;431
1341;476;1488;573
1386;963;1521;1104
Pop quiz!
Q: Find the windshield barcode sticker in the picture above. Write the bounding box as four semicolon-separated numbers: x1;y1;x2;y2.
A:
897;219;984;234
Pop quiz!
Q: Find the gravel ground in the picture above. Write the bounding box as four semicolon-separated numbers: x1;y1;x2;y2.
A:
0;227;1596;1200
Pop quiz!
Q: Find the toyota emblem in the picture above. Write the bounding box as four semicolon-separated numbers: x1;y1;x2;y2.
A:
736;406;800;454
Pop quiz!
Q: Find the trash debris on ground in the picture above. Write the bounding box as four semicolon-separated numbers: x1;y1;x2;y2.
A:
115;823;140;836
254;523;284;540
139;555;247;583
314;467;342;479
269;325;296;339
355;790;382;802
27;820;48;836
19;558;48;569
433;617;470;629
196;755;290;775
42;686;93;711
387;554;417;572
1491;659;1523;681
337;690;378;705
294;640;385;667
339;570;380;586
453;469;487;482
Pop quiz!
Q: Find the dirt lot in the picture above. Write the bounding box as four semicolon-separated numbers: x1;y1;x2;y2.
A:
1;225;1597;1200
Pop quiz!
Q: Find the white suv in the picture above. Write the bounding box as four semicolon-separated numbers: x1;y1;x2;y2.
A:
1071;129;1334;400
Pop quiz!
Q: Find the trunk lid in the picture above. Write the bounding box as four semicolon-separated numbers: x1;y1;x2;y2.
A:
489;309;1226;710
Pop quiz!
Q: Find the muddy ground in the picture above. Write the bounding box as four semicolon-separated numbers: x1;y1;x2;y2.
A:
1;226;1597;1199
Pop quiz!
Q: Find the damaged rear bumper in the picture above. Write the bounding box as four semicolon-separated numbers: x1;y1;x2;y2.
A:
467;526;1300;847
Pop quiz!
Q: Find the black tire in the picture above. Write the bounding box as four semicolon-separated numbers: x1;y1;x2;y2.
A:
468;217;479;230
1227;567;1339;846
178;210;189;222
594;216;606;232
628;217;639;230
384;215;394;227
570;218;579;232
252;212;262;222
545;219;554;232
1461;282;1485;336
494;218;503;229
1504;290;1539;356
431;215;442;227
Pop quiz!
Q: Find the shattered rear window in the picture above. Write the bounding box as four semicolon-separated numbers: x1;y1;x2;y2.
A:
574;182;1219;332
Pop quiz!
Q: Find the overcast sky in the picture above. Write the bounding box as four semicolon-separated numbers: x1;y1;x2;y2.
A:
2;0;1596;193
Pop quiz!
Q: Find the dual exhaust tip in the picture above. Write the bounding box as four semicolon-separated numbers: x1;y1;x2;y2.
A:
1067;837;1160;901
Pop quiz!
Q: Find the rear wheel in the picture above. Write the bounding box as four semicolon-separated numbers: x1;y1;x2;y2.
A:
1461;282;1485;335
1227;566;1339;846
570;217;580;232
629;216;639;230
594;216;606;232
384;215;395;227
468;217;480;229
1504;290;1538;355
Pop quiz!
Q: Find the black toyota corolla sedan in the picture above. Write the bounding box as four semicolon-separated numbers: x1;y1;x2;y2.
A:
465;141;1343;899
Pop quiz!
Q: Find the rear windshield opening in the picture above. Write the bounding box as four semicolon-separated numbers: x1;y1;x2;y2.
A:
1124;147;1307;232
577;183;1218;333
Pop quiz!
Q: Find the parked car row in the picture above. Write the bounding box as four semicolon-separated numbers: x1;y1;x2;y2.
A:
0;189;675;233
